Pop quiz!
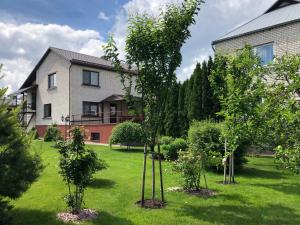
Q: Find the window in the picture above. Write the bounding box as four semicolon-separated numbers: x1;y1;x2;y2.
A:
44;104;51;118
253;44;274;65
48;73;57;89
83;70;99;86
83;102;99;116
91;133;100;141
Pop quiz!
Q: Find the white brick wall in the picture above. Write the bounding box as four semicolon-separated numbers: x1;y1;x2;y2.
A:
214;21;300;56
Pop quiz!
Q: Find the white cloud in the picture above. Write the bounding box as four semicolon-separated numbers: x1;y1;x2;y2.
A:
111;0;276;81
0;22;105;93
98;12;110;21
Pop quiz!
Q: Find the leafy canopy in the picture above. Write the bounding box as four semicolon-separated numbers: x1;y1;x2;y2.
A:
104;0;203;148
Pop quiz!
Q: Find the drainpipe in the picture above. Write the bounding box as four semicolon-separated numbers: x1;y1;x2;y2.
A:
68;63;72;136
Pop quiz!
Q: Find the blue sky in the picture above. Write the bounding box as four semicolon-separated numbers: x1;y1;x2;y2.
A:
0;0;276;93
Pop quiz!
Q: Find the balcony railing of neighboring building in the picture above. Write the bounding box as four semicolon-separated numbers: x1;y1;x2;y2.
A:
70;111;143;125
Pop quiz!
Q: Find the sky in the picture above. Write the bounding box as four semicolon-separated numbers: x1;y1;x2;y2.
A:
0;0;276;94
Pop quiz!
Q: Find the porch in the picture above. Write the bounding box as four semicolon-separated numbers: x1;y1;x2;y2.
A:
70;94;143;125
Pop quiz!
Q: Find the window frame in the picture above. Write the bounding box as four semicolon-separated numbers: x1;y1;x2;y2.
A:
43;104;52;118
91;132;100;142
48;73;57;89
82;70;100;87
82;101;99;116
253;43;274;66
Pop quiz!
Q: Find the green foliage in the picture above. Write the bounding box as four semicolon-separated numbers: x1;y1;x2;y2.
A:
188;121;223;170
256;54;300;174
58;127;107;213
44;124;62;142
30;127;39;140
109;121;145;148
104;0;204;150
161;137;188;160
0;86;42;224
173;151;203;190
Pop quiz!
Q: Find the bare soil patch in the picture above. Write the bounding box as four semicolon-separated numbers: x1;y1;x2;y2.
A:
136;199;165;209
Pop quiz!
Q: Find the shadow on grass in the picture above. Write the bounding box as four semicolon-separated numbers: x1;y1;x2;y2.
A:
88;178;116;189
12;209;134;225
177;204;300;225
112;148;144;154
240;166;285;179
12;208;62;225
252;182;300;196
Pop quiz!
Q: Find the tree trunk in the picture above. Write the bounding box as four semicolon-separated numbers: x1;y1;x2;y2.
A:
158;144;164;202
151;145;156;202
141;145;147;207
223;138;227;184
232;152;235;183
228;153;232;184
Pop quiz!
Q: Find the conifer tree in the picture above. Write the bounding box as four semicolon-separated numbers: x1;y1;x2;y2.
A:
178;81;189;137
189;63;202;120
164;83;179;137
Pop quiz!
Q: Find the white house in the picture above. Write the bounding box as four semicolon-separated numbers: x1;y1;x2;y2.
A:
11;47;141;143
212;0;300;62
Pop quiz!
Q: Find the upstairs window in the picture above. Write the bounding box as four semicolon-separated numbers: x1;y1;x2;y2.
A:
48;73;57;89
83;70;99;86
83;102;99;116
44;104;51;118
254;44;274;65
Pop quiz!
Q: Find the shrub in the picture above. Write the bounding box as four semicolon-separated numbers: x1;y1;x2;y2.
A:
161;137;188;160
44;124;62;142
58;127;107;213
173;151;204;190
109;121;145;149
188;121;247;172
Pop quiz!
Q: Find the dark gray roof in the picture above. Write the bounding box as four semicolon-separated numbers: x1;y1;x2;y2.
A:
20;47;135;89
212;0;300;45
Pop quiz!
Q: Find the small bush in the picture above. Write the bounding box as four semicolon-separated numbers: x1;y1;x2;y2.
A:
161;137;188;160
188;121;247;172
109;121;145;149
173;151;203;190
160;136;174;146
44;124;62;142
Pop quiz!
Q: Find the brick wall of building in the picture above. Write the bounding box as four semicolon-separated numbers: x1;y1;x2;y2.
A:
36;124;115;144
214;21;300;56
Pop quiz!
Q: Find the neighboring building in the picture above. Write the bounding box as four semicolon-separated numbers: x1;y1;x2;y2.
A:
10;47;141;143
212;0;300;64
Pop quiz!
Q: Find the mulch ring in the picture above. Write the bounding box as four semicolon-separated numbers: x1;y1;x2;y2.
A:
136;199;166;209
186;189;217;198
57;209;98;224
167;186;217;198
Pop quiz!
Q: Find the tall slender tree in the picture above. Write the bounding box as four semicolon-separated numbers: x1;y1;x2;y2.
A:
104;0;204;207
178;81;189;137
164;83;179;137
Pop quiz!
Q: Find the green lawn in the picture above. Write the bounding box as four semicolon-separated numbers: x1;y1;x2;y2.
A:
12;141;300;225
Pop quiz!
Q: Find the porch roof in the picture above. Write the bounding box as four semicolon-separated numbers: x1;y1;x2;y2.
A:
100;95;125;103
8;84;38;97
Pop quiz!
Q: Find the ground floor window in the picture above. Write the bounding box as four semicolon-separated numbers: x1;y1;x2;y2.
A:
44;104;51;118
83;101;99;116
91;132;100;141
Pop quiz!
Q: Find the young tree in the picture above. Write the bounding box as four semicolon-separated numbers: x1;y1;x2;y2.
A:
216;47;265;184
104;0;204;206
257;54;300;174
58;127;107;214
0;83;42;224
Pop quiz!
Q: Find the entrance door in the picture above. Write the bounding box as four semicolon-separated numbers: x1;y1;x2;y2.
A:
110;103;117;123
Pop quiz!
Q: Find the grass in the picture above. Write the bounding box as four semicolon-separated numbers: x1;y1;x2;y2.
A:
12;140;300;225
